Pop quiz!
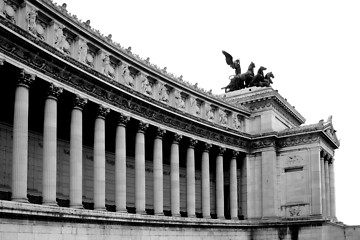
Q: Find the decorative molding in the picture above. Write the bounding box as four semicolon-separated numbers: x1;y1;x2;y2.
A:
218;147;226;155
47;83;63;99
18;69;36;88
173;133;182;143
137;121;149;133
155;128;166;139
188;138;198;148
277;135;320;148
118;113;130;126
204;143;212;151
73;95;87;110
232;150;239;158
96;105;110;119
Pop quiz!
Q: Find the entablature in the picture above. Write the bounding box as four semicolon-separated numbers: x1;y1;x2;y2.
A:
0;0;250;131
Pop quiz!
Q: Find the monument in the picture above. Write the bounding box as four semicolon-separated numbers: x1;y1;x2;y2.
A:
0;0;359;239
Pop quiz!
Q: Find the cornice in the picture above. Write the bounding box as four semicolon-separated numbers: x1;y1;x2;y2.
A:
32;0;249;115
0;25;250;151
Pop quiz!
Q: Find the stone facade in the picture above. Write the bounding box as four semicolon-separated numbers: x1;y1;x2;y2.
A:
0;0;359;239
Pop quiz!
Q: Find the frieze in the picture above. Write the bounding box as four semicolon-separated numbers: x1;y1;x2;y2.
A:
250;138;276;149
277;135;320;148
0;21;250;150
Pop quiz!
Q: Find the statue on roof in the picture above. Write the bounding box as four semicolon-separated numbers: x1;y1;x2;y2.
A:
221;51;273;92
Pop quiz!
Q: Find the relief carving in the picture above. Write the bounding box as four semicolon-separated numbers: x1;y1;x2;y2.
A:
26;7;37;37
158;83;169;103
289;206;301;217
101;53;115;79
54;23;70;54
233;115;242;131
77;39;88;63
174;90;185;110
120;63;134;87
219;109;228;126
2;1;16;23
205;105;214;121
138;72;152;96
287;155;304;166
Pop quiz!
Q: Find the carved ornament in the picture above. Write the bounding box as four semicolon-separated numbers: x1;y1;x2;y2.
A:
96;105;110;119
137;121;149;133
18;69;36;88
204;143;212;151
218;147;226;155
156;128;166;139
277;135;320;148
188;138;198;148
73;95;87;110
173;133;182;143
232;150;239;158
118;113;130;126
47;83;63;99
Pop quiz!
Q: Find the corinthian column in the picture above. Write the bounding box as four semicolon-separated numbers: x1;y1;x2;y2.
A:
69;95;87;208
325;156;331;217
216;147;226;219
329;159;336;219
115;113;130;212
186;138;197;218
11;69;35;202
42;83;63;206
230;150;239;220
135;121;148;214
201;143;212;219
153;128;166;215
170;133;182;216
320;153;326;216
93;105;110;210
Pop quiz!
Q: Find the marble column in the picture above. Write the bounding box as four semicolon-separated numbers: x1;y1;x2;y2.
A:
153;128;166;215
69;95;87;208
230;150;239;220
320;154;327;216
216;147;226;219
324;156;331;216
186;138;197;218
201;143;212;219
93;105;110;210
42;84;63;206
135;121;148;214
329;159;336;218
115;113;130;212
170;133;182;216
11;70;35;202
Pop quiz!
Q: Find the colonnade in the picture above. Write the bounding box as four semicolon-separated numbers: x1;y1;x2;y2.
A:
320;152;336;218
10;70;242;219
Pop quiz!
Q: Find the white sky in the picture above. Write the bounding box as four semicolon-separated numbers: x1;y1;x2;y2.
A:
56;0;360;225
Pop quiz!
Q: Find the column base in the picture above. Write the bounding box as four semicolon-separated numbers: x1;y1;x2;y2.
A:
69;204;83;209
11;197;29;203
136;210;147;215
154;212;164;216
217;216;225;220
116;208;128;213
171;213;181;217
202;215;211;219
187;214;196;218
94;207;107;211
42;201;58;207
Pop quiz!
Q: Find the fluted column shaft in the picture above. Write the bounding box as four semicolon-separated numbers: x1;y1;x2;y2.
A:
69;95;87;208
135;121;148;214
11;70;35;202
201;143;211;218
93;105;109;210
42;84;62;206
324;158;331;216
170;134;182;216
329;160;336;218
216;147;225;219
230;151;239;220
153;128;166;215
320;156;326;216
186;138;197;217
115;114;130;212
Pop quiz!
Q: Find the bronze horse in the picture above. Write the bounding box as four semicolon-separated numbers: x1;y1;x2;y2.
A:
249;66;266;87
222;61;256;92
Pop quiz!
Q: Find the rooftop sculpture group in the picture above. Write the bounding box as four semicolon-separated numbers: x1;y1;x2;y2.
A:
221;51;274;93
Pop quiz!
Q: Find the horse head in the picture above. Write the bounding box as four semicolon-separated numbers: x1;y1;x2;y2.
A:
265;72;274;79
257;66;267;74
248;62;255;70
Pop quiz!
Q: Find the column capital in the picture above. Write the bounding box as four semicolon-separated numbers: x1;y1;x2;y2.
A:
137;121;149;133
0;58;5;66
173;133;182;143
204;143;212;152
155;128;166;139
73;95;88;110
218;147;226;155
329;158;334;164
18;69;36;88
188;138;198;148
96;105;110;119
118;112;130;126
47;83;63;100
232;150;239;158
